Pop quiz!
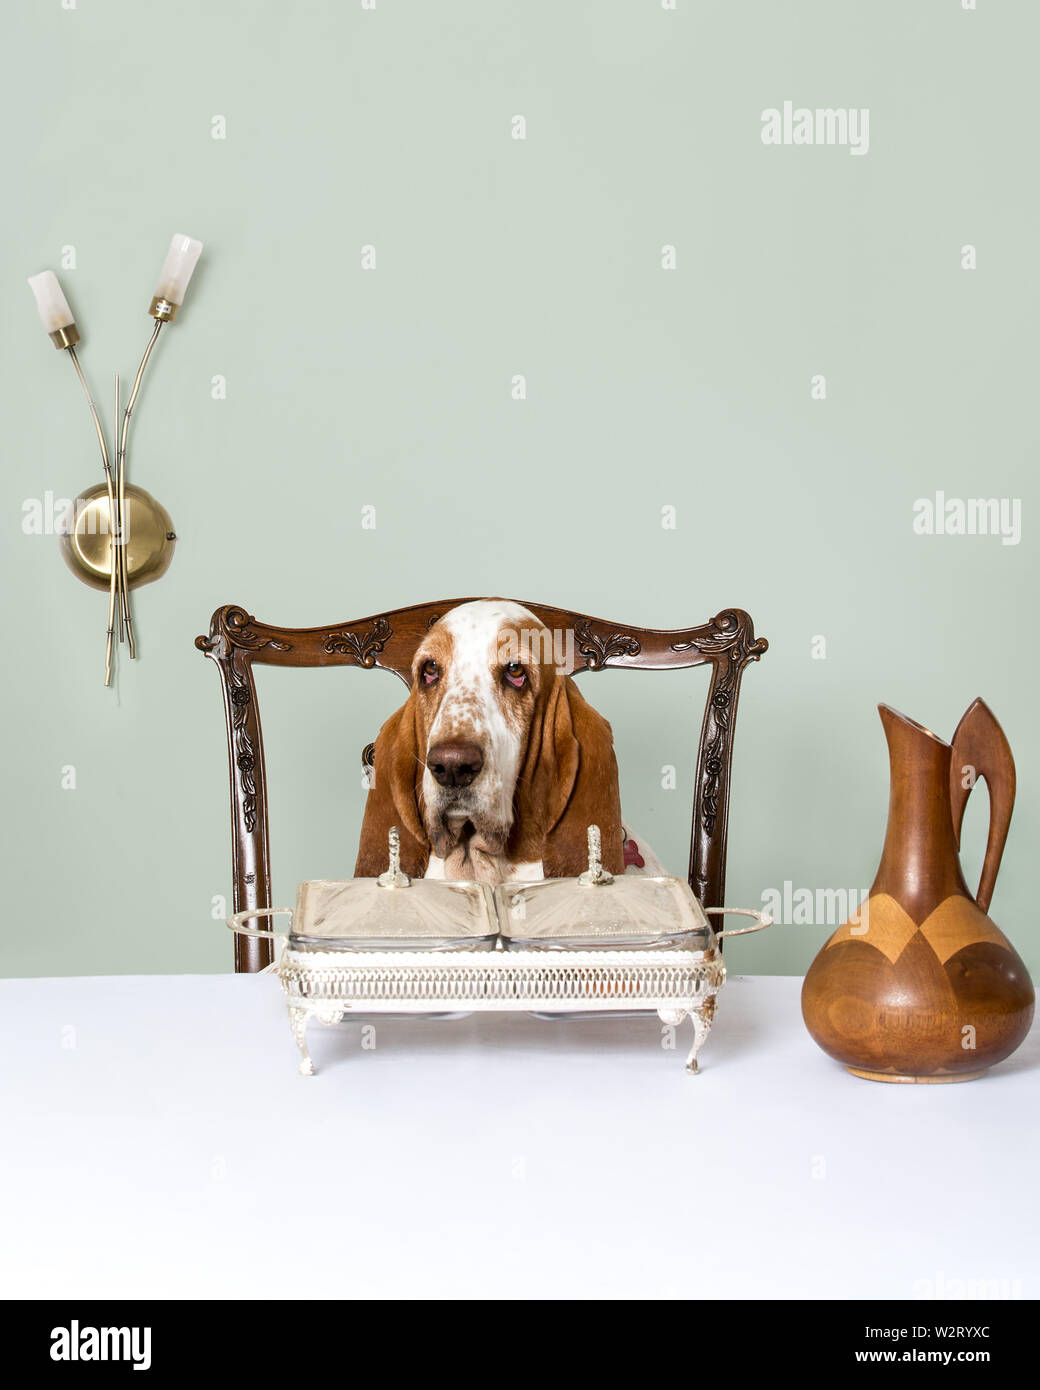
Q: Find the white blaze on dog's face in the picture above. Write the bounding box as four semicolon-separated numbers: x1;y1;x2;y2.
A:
413;600;548;879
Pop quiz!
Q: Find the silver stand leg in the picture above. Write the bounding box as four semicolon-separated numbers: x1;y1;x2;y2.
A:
685;997;716;1075
289;1005;315;1076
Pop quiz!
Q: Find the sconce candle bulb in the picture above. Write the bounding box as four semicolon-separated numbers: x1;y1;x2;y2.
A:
27;270;80;348
149;233;203;321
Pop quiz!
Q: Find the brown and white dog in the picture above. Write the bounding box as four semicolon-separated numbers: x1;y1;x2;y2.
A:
355;599;626;884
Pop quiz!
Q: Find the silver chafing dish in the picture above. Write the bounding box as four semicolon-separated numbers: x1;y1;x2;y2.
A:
228;826;771;1076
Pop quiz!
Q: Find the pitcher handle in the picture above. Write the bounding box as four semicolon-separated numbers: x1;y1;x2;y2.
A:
949;698;1016;913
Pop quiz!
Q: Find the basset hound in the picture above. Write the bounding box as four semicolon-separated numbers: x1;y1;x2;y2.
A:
355;599;645;884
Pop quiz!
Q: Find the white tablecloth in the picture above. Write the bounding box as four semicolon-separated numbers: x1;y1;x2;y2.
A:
1;972;1036;1300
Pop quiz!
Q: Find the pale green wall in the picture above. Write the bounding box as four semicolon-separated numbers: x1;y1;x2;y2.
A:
2;0;1037;981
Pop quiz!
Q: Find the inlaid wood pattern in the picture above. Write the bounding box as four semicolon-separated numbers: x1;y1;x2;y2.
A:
807;892;1033;1077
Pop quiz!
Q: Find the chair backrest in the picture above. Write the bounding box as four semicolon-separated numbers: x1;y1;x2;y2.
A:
196;600;768;971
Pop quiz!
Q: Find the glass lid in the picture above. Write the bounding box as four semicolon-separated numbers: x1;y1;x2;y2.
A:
496;826;712;950
289;829;497;951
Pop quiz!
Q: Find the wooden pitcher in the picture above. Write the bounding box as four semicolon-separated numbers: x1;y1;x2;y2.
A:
801;699;1034;1082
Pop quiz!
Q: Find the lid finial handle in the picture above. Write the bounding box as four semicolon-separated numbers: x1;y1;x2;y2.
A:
377;826;412;888
578;824;614;886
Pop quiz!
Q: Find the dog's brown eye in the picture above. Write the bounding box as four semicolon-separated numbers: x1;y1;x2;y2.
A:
422;659;439;685
504;662;526;689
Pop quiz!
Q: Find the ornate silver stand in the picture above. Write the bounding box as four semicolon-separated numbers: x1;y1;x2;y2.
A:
227;853;771;1077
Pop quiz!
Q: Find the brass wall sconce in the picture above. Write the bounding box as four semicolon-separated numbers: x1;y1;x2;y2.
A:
28;233;203;686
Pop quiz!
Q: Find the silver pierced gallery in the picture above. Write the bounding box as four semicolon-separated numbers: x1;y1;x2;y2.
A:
50;1321;151;1371
761;102;869;156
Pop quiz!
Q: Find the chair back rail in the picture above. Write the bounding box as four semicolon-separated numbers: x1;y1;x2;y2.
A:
196;600;767;971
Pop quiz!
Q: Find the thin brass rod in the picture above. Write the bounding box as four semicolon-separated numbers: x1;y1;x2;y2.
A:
116;319;162;659
114;374;124;646
67;345;118;687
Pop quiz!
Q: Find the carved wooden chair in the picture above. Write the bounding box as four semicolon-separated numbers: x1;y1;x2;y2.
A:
196;601;768;972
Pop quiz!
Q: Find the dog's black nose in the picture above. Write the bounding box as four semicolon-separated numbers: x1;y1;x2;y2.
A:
427;741;484;788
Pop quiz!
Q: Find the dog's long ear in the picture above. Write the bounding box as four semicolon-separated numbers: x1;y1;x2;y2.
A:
354;695;429;877
536;675;624;879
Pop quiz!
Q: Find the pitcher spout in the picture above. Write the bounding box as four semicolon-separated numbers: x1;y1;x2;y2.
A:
873;705;971;920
